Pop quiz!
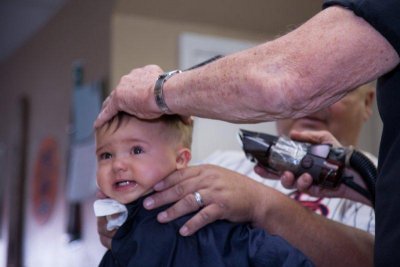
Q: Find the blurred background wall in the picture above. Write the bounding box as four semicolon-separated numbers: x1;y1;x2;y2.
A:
0;1;113;266
0;0;381;266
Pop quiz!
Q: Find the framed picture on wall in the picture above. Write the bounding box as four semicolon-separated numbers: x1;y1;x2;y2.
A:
179;32;258;70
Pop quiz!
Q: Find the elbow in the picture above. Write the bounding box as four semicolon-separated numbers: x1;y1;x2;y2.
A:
245;65;314;120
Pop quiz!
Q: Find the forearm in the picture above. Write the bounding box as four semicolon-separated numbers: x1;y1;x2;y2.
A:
164;7;398;123
255;188;374;267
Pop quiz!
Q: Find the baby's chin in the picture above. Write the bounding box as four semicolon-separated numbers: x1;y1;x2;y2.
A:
114;196;139;205
113;188;155;205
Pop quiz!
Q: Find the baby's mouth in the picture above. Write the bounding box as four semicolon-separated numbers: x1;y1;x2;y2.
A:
114;180;137;188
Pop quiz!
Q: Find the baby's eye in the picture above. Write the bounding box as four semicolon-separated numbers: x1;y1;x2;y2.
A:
132;146;144;155
99;152;112;160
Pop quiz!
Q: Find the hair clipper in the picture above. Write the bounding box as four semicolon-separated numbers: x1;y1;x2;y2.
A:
238;129;376;206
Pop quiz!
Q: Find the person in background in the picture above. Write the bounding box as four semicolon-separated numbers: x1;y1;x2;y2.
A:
95;1;400;266
94;112;313;266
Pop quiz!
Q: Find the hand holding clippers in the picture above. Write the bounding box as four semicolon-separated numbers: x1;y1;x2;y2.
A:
238;129;376;207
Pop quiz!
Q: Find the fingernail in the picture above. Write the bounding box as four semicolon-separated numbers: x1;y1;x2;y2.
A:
93;113;103;128
154;181;164;191
180;226;189;236
158;211;168;222
144;197;154;209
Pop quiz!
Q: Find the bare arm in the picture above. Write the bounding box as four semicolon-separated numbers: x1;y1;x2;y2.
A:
95;6;398;127
145;165;373;267
163;7;398;123
255;187;374;267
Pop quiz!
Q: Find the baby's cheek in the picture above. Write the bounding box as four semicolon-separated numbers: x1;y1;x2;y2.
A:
142;167;171;185
96;171;111;191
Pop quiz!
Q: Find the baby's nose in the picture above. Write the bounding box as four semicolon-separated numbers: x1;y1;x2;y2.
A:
112;156;129;172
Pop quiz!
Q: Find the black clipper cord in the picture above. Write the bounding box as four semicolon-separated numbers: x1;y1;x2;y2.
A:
343;150;376;207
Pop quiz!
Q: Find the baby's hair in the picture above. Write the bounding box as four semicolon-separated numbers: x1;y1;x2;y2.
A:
159;114;193;149
98;112;193;148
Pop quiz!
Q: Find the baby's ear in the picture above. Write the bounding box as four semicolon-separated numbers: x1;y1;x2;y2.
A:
176;148;191;169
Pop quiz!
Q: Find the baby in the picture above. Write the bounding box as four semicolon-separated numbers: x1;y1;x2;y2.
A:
94;112;313;267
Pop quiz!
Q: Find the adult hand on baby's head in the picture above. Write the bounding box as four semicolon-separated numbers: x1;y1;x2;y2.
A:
94;65;165;128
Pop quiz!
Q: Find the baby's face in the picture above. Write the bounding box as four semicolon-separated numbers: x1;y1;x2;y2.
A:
95;116;178;204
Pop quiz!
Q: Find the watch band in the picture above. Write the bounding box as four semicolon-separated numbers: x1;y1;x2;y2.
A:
154;55;223;114
154;70;182;113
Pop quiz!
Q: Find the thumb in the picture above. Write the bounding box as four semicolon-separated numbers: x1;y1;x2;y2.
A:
94;101;118;128
96;190;109;199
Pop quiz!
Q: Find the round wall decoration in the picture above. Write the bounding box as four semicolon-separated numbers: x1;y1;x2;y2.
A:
32;137;59;225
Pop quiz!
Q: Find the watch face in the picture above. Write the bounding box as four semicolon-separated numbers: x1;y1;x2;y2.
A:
154;71;181;113
155;92;168;112
154;76;168;113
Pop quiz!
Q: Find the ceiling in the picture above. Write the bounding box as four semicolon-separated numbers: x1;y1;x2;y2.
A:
0;0;68;63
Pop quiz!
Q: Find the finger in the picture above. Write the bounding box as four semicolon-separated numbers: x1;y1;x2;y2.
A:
296;173;314;191
94;107;115;128
154;167;202;191
144;173;206;211
97;216;116;250
156;191;206;223
94;96;119;128
94;110;107;128
290;130;340;146
97;216;117;238
101;95;112;110
99;235;113;250
146;167;205;209
94;95;112;128
280;171;296;189
289;130;323;144
96;189;108;199
179;204;222;236
254;165;268;177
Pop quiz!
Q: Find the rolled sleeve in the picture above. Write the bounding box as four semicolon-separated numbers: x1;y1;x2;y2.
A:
323;0;400;55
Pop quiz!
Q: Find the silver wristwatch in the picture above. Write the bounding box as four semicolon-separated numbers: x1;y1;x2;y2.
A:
154;70;182;113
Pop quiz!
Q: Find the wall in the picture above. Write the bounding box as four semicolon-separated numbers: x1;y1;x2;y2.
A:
0;0;113;266
110;14;270;86
111;13;382;163
111;15;279;162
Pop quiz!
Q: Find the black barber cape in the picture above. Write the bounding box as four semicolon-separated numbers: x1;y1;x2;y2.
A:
99;194;314;267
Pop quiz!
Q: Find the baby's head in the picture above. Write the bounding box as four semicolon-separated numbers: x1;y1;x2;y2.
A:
95;112;193;204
